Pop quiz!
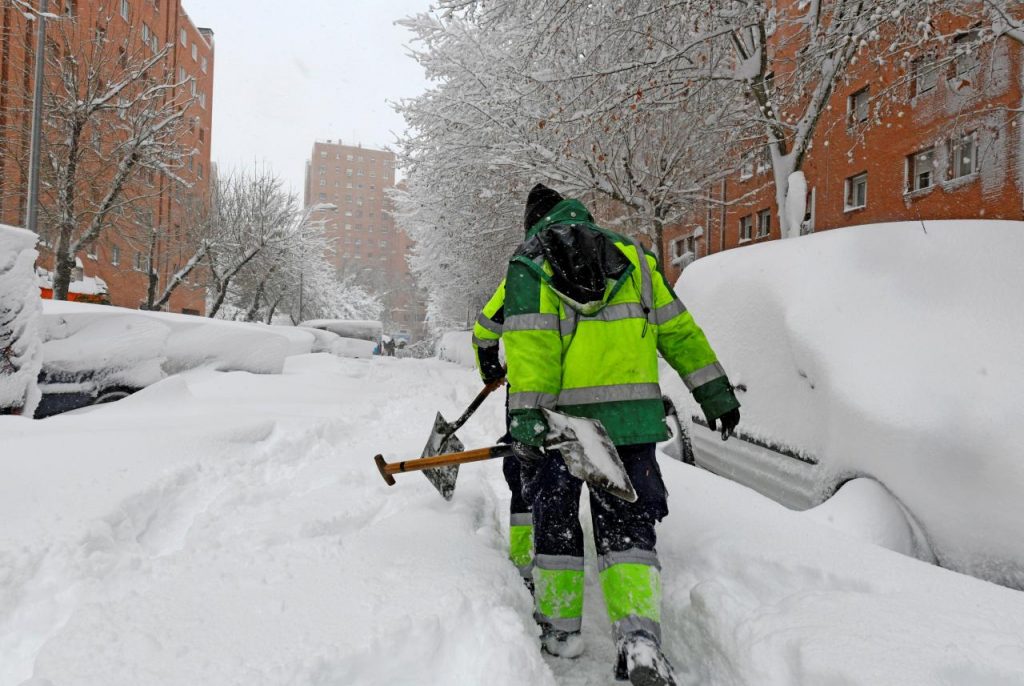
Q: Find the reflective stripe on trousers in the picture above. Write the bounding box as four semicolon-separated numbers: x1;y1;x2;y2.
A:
533;553;584;633
599;548;662;642
510;513;534;579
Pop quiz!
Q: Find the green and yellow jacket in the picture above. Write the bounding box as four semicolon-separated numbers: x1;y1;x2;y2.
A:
503;198;739;447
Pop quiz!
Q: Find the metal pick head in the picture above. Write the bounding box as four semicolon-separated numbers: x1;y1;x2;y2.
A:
421;412;461;500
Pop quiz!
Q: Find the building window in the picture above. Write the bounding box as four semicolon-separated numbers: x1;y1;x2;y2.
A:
180;28;187;46
119;0;129;20
909;148;935;191
379;240;387;248
845;172;867;210
134;252;150;272
111;245;120;266
318;193;326;201
848;86;869;125
756;209;771;237
949;134;976;179
913;54;938;96
739;151;754;180
739;215;753;241
320;151;327;158
86;244;97;259
756;147;771;174
192;43;198;61
952;31;979;81
319;179;326;186
347;154;354;161
201;56;208;74
198;163;203;180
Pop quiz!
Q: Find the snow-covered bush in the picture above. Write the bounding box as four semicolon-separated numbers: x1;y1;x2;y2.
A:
0;226;42;416
436;330;476;368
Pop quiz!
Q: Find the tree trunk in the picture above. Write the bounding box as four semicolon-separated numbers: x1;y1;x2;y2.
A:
51;227;76;301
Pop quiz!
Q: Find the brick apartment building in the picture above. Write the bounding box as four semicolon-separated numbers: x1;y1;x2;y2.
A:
303;140;426;341
663;5;1024;284
0;0;214;313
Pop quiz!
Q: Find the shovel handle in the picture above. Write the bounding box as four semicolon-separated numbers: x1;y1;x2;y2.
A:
443;374;506;437
374;444;515;486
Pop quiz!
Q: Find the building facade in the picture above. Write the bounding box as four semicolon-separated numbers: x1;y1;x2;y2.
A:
663;6;1024;284
0;0;214;313
303;140;426;341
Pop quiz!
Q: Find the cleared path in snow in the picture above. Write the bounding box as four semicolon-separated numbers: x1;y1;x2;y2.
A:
2;354;1024;685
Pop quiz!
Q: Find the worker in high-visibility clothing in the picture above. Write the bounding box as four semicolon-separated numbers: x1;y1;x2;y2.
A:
503;184;740;686
471;279;535;589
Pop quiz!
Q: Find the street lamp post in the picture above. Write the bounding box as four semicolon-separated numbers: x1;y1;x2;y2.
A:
25;0;49;235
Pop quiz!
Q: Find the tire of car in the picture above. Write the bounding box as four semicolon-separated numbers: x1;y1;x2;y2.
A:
92;386;136;405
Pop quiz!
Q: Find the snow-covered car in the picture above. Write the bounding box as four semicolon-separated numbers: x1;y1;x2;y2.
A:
670;220;1024;589
34;312;168;418
299;319;382;358
34;301;315;417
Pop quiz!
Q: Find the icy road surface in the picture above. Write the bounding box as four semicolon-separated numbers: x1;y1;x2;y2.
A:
3;354;1024;685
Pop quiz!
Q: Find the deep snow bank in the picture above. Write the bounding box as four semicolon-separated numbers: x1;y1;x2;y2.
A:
674;220;1024;587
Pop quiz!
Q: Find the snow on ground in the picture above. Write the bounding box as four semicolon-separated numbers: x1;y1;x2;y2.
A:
3;354;1024;685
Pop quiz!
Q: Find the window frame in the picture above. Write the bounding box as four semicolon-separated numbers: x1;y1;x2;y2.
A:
756;208;771;238
913;54;938;96
738;214;753;242
848;86;870;125
908;148;936;192
949;133;977;180
845;172;868;211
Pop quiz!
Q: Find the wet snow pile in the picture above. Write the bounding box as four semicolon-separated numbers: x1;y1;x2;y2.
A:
674;220;1024;588
3;353;1024;684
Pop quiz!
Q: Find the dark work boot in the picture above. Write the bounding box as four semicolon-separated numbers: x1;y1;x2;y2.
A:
613;632;677;686
540;627;585;658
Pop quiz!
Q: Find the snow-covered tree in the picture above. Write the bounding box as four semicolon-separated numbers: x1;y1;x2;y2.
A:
203;168;381;323
395;3;736;324
0;9;195;299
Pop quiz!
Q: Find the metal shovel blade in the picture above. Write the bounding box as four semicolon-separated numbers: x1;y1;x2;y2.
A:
420;412;463;500
541;409;637;503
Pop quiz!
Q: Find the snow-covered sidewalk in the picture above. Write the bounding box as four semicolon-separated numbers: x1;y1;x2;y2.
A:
3;355;1024;685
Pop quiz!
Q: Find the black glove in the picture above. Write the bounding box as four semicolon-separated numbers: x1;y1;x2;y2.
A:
709;407;740;441
511;440;545;464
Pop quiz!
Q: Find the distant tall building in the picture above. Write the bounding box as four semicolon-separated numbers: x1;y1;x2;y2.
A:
303;140;426;341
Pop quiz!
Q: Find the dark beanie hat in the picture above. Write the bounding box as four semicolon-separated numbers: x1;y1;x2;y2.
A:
524;183;564;232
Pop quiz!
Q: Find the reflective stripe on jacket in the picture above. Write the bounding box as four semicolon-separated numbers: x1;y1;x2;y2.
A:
472;279;505;383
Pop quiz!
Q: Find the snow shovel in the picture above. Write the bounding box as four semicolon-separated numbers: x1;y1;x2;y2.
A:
419;376;506;500
374;408;638;502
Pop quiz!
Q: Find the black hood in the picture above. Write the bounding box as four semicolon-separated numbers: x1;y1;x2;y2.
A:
520;222;632;310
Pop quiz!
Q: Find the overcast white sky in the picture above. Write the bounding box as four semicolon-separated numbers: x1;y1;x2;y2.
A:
183;0;431;195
